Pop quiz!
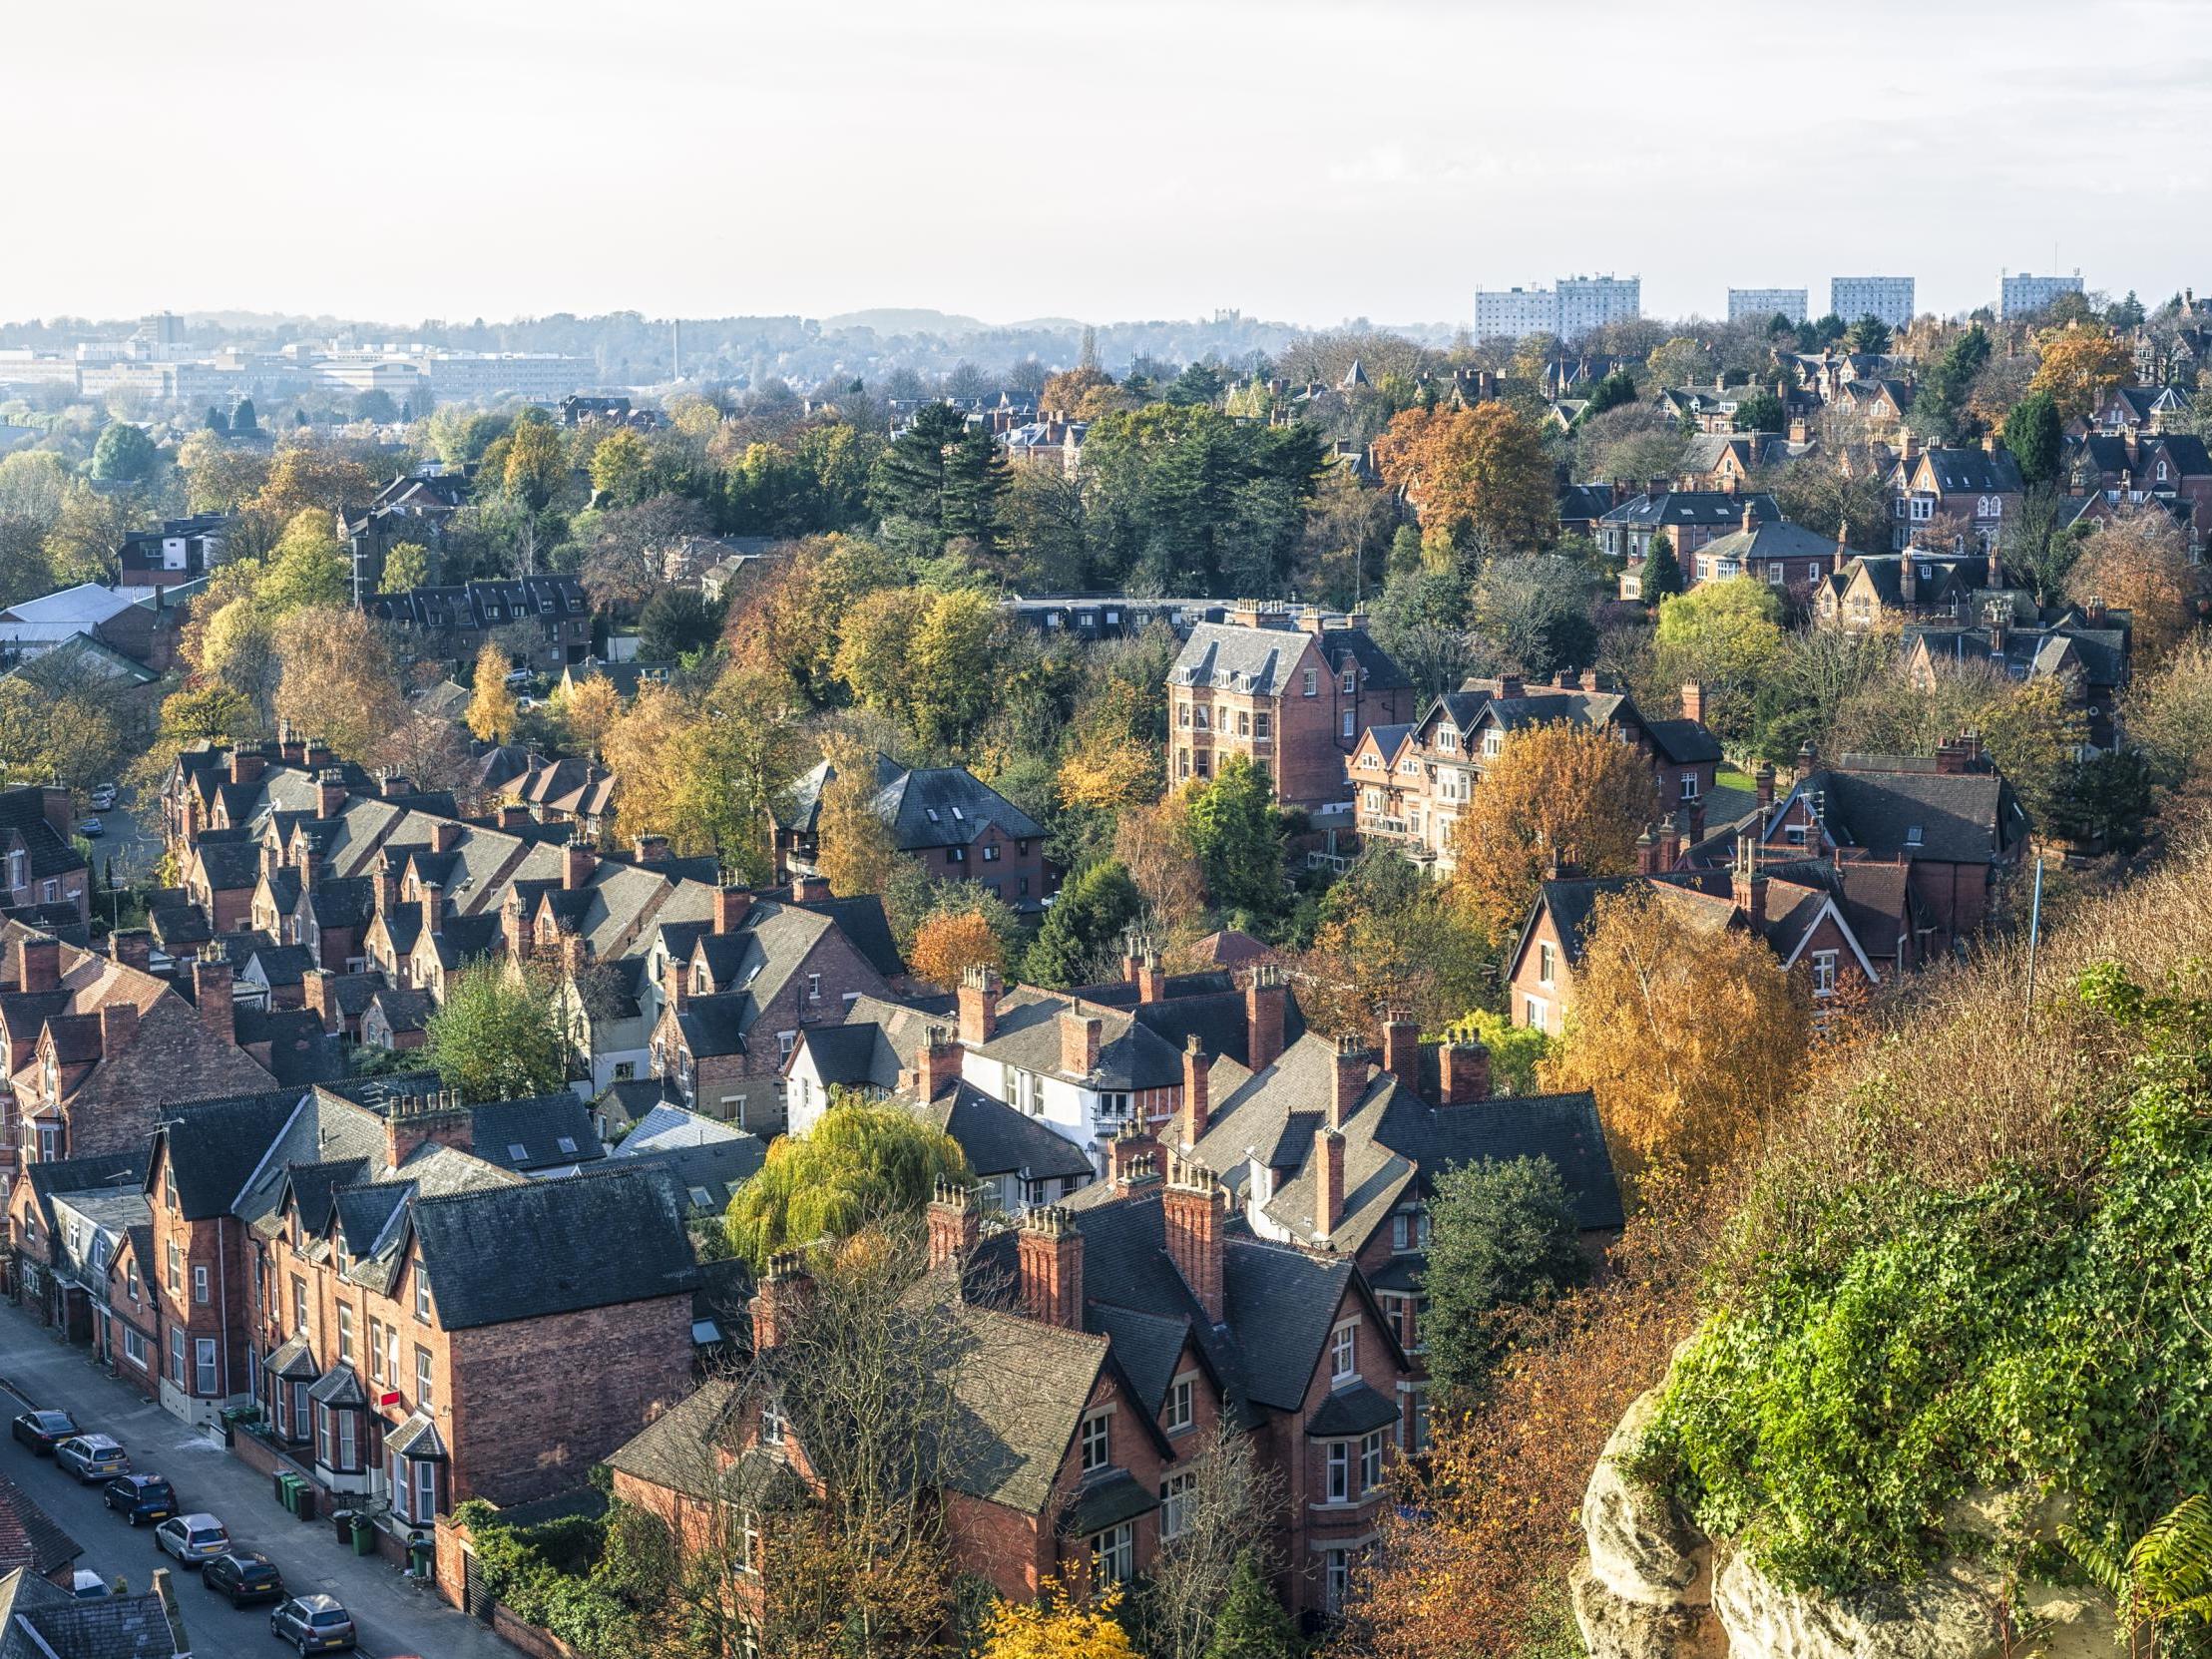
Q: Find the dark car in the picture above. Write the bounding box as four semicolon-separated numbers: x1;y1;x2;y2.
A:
10;1410;77;1453
270;1594;355;1653
203;1551;284;1608
103;1473;177;1525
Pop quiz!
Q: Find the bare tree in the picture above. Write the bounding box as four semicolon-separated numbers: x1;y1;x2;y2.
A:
1136;1422;1285;1659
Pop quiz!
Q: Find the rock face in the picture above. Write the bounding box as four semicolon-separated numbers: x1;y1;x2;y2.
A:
1573;1389;2118;1659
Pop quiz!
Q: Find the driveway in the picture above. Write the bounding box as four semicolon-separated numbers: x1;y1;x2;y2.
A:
0;1299;518;1659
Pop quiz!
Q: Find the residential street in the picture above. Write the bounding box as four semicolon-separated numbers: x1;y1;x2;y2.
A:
0;1298;516;1659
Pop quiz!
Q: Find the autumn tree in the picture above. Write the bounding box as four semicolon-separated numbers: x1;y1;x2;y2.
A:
1539;886;1810;1180
1291;850;1493;1037
467;641;519;743
2027;321;2136;422
245;433;377;523
378;542;433;592
1648;576;1787;743
1373;402;1553;553
602;663;807;878
983;1589;1138;1659
1133;1424;1282;1659
722;1104;968;1267
814;735;899;899
2067;504;2204;669
423;962;571;1103
0;661;125;794
833;587;1003;749
273;605;407;762
1112;792;1207;933
1447;722;1659;937
587;427;657;507
909;908;1004;992
554;671;622;760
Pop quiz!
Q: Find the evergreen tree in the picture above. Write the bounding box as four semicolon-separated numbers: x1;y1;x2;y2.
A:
869;402;967;534
1423;1154;1586;1397
1641;531;1684;601
1184;756;1286;921
1203;1551;1298;1659
940;422;1010;555
2002;388;2064;486
1845;314;1893;354
205;405;227;433
90;423;158;483
1026;860;1141;988
229;396;257;432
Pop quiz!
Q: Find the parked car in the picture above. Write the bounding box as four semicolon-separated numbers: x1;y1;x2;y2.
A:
10;1410;78;1453
80;817;104;837
155;1512;230;1566
68;1570;110;1600
88;784;117;811
54;1434;129;1481
270;1594;356;1654
503;668;532;687
103;1473;177;1525
203;1551;284;1608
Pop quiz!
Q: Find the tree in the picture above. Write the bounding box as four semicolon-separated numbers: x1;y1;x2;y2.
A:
1999;482;2083;604
246;435;376;523
814;736;900;899
2043;750;2154;854
42;484;131;587
1202;1551;1299;1659
230;396;257;433
555;672;622;760
1447;722;1660;936
1184;757;1286;920
1136;1426;1282;1659
1909;325;1992;445
1423;1155;1587;1400
834;588;1003;749
2027;322;2135;422
1646;336;1717;389
1113;793;1207;928
423;963;571;1102
2001;388;2065;487
722;1103;968;1267
1468;555;1598;677
2123;634;2212;791
1845;314;1893;354
467;641;519;743
0;667;124;794
273;606;406;763
909;909;1005;992
1372;403;1553;553
982;1589;1138;1659
868;403;968;543
2068;505;2204;670
378;542;433;592
1731;388;1784;433
1539;886;1809;1180
1027;860;1141;988
588;428;656;508
256;510;350;615
1649;577;1787;743
488;411;570;514
637;587;723;660
89;422;158;483
1641;531;1684;601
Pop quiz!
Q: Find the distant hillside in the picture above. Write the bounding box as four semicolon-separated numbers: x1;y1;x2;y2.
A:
819;308;993;336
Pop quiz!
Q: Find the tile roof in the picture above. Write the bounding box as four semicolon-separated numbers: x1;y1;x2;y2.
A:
0;1473;79;1580
0;1567;181;1659
916;1080;1095;1182
468;1093;603;1173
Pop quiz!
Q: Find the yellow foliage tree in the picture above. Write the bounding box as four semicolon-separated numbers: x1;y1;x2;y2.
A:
273;606;406;763
909;909;1004;991
814;735;899;898
467;641;518;744
1446;722;1660;936
1539;886;1809;1181
2027;323;2136;423
246;435;377;523
1372;401;1555;552
556;672;622;759
2067;504;2205;670
980;1587;1137;1659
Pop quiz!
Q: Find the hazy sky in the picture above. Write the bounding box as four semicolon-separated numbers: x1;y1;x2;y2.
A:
10;0;2208;329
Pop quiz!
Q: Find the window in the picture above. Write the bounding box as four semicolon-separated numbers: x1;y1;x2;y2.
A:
1330;1321;1357;1384
777;1031;797;1058
1341;665;1357;694
193;1264;209;1305
166;1240;181;1295
196;1338;218;1396
1341;710;1355;739
318;1404;334;1466
1163;1374;1195;1435
1767;563;1784;585
368;1319;384;1383
1253;712;1270;739
1538;942;1556;987
1407;1388;1432;1453
1785;823;1809;847
126;1262;140;1303
1091;1522;1134;1585
1235;710;1249;736
1324;1546;1352;1615
1326;1439;1352;1502
415;1268;432;1323
337;1410;358;1470
337;1305;354;1365
1360;1429;1385;1493
39;880;55;905
1302;668;1318;696
1390;1210;1431;1251
981;843;1000;862
1679;772;1700;802
1524;995;1549;1034
1192;705;1208;730
1160;1471;1196;1541
413;1458;438;1521
761;1397;786;1448
384;1326;401;1389
1437;726;1458;752
1811;950;1838;998
735;1509;760;1573
1904;824;1924;848
1482;731;1504;758
1079;1410;1110;1473
415;1346;434;1407
292;1275;307;1333
123;1327;148;1369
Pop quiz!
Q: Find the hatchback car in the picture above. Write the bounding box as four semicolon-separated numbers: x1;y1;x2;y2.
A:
9;1410;77;1453
54;1434;128;1481
79;817;104;837
203;1551;284;1608
270;1594;356;1654
68;1570;109;1600
154;1512;230;1566
103;1473;176;1525
88;784;117;811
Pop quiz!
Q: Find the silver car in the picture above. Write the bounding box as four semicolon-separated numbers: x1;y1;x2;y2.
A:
155;1512;230;1566
270;1593;356;1653
54;1434;128;1482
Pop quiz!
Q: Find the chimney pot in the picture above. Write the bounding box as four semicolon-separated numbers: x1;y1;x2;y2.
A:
1315;1125;1346;1244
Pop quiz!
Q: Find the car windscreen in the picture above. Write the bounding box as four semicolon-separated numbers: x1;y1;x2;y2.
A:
188;1528;226;1545
142;1482;174;1498
308;1610;351;1627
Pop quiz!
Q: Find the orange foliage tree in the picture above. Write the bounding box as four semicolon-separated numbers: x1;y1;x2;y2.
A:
2026;322;2136;423
1445;722;1659;937
909;908;1005;991
1372;402;1554;553
2067;504;2207;670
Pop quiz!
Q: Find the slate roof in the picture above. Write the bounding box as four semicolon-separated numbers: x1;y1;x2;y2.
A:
603;1378;738;1501
1169;621;1319;697
1797;763;2028;864
0;1567;181;1659
153;1088;308;1219
619;1103;746;1154
407;1164;699;1329
0;1472;80;1579
1902;622;2130;691
469;1093;604;1173
617;1136;766;1214
234;1008;346;1086
1599;491;1782;531
970;988;1187;1090
1688;519;1853;565
1901;447;2025;494
917;1080;1096;1182
875;767;1045;851
22;1150;147;1240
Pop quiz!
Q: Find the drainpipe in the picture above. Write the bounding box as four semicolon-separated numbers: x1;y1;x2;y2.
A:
218;1223;230;1410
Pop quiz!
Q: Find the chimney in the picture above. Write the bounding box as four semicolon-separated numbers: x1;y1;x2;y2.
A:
1680;680;1707;727
373;856;398;917
1381;1011;1421;1091
153;1568;189;1658
1554;666;1582;690
106;929;151;973
277;726;306;766
1732;842;1768;925
1657;817;1682;870
303;969;336;1033
789;874;831;904
1741;501;1758;535
1161;1156;1226;1323
1635;827;1659;875
98;1000;140;1056
430;819;462;854
1329;1034;1369;1130
958;965;1001;1044
1439;1040;1490;1104
38;786;70;846
1496;673;1524;699
1900;549;1918;604
1016;1205;1084;1329
562;843;596;891
1132;949;1165;1005
1108;1124;1159;1187
383;1086;474;1168
1315;1124;1346;1245
1988;543;2003;592
1244;965;1286;1070
419;882;443;939
1901;430;1921;463
191;949;233;1045
498;803;533;830
914;1024;961;1098
633;833;670;865
1059;1009;1103;1078
1178;1035;1210;1147
315;768;346;819
1796;740;1818;783
303;737;333;770
713;886;754;935
1755;762;1776;809
749;1250;810;1351
664;950;692;1012
380;772;412;799
502;895;533;963
926;1179;979;1269
228;751;265;786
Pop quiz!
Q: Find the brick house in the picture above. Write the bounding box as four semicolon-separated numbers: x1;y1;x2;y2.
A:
358;575;594;673
1886;437;2024;552
1815;550;1992;631
1634;506;1853;600
181;834;262;938
1902;601;2132;750
4;1148;143;1328
0;789;88;928
2092;383;2195;437
771;755;1057;914
1351;674;1721;875
1166;607;1417;809
1598;491;1782;569
2062;431;2212;548
104;1221;161;1400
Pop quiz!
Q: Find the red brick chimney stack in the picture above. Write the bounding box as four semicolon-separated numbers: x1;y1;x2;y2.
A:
1680;680;1708;727
1017;1205;1084;1329
749;1250;811;1351
191;948;232;1046
1059;1009;1103;1078
107;930;152;973
914;1025;962;1098
1178;1035;1209;1147
315;769;347;820
632;834;670;865
1439;1039;1491;1104
430;820;462;855
16;936;60;995
958;966;1002;1045
1732;837;1768;926
926;1179;979;1270
1244;965;1286;1071
1381;1011;1421;1091
562;843;596;892
1161;1155;1225;1323
1329;1034;1369;1130
1315;1124;1346;1245
99;1001;140;1056
1755;762;1777;809
383;1087;475;1168
713;887;754;935
419;882;443;940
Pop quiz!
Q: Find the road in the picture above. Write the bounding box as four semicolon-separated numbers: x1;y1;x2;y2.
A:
0;1299;517;1659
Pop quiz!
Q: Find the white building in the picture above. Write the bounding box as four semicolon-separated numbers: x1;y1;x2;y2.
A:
1473;285;1562;345
1555;274;1640;340
1999;270;2084;319
1728;287;1809;325
1830;276;1916;329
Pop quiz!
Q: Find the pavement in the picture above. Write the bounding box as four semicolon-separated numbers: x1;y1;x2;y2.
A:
0;1298;518;1659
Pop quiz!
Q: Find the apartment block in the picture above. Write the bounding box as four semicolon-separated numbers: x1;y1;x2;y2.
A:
1727;287;1809;324
1829;276;1916;328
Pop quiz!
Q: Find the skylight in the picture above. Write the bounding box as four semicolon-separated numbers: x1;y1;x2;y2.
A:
555;1136;577;1154
1904;826;1924;847
507;1142;528;1160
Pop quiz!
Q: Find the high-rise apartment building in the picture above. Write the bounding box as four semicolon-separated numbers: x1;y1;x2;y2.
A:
1474;275;1640;345
1727;287;1809;325
1998;270;2084;318
1829;276;1916;329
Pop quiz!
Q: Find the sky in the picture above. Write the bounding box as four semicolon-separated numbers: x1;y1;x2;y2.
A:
8;0;2210;330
